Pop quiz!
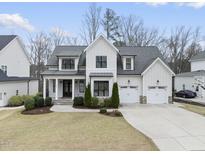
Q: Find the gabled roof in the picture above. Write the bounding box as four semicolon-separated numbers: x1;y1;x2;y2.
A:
84;34;119;53
0;35;17;51
190;51;205;61
0;70;37;82
141;57;175;76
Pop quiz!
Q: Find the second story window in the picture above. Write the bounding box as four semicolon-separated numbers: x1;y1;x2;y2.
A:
96;56;107;68
62;59;75;70
126;58;132;70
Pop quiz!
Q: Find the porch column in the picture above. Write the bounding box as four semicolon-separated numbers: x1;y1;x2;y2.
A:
55;78;58;100
43;78;46;99
72;79;75;100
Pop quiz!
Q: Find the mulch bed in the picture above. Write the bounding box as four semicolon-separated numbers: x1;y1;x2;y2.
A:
21;106;53;115
101;110;123;117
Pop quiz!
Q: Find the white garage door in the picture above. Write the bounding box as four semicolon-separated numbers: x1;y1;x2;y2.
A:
147;86;168;104
119;86;139;103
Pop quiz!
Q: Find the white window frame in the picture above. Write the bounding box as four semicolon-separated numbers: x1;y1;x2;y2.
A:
123;56;134;70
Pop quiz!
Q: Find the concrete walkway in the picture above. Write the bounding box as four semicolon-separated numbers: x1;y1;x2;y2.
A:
0;105;24;111
120;104;205;151
50;105;114;112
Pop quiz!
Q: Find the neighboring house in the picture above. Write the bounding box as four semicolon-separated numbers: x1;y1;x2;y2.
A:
0;35;38;106
175;51;205;97
42;34;175;104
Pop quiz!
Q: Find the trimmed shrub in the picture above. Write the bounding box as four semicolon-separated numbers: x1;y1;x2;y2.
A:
8;96;23;107
24;97;35;110
22;95;34;104
111;82;120;108
99;108;107;114
36;92;43;97
99;99;105;108
35;97;44;108
91;97;99;108
45;97;52;106
84;84;92;107
73;97;84;106
104;98;112;108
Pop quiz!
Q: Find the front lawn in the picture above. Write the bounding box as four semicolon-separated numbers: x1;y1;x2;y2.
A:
179;103;205;116
0;109;158;151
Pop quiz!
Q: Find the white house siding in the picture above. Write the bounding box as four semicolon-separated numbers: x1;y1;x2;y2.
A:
85;37;117;85
117;75;142;103
0;38;30;77
143;60;172;104
191;60;205;71
175;77;195;92
0;80;38;106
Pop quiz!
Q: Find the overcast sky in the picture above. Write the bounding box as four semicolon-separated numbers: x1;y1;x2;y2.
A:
0;2;205;45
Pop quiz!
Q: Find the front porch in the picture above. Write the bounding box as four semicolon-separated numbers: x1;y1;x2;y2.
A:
43;77;85;101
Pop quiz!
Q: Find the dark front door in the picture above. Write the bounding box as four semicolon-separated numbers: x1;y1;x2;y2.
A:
63;80;72;97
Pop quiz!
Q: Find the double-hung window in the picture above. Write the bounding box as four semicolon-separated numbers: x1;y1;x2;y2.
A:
79;80;85;93
1;65;7;75
94;81;109;97
96;56;107;68
62;59;75;69
126;58;132;70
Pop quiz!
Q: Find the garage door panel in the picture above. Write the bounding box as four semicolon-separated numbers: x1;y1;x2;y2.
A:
120;86;139;103
147;86;168;104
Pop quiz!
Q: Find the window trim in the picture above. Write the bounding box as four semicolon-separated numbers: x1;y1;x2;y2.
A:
96;56;107;68
94;81;109;97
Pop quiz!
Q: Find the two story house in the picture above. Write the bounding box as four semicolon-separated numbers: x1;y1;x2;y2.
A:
175;51;205;98
42;34;175;104
0;35;38;106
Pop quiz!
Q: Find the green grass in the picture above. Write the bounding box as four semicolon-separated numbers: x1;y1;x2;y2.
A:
179;103;205;116
0;109;158;151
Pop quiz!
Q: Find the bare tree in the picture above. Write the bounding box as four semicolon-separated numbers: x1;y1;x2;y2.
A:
50;27;68;46
80;3;101;44
120;15;164;47
165;26;202;73
29;32;52;91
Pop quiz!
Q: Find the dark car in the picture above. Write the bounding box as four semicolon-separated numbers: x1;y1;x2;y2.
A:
175;90;197;98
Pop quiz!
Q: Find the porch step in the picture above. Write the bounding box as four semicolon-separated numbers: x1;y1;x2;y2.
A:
53;99;73;105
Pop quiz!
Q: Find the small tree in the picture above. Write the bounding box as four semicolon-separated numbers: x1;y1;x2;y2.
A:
84;83;92;107
111;82;120;108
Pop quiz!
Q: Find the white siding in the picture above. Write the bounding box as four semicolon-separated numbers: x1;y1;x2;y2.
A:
143;60;172;99
0;38;30;77
85;37;117;85
191;60;205;71
175;77;195;92
0;80;38;106
117;75;142;95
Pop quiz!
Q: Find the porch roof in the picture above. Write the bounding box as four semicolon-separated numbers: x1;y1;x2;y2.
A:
89;72;113;77
41;70;85;76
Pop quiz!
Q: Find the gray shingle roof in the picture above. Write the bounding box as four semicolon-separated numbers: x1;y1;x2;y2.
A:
176;70;205;77
0;35;17;51
45;45;164;75
0;69;37;82
190;51;205;61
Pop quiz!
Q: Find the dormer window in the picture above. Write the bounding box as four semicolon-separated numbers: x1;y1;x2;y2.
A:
126;58;132;70
62;59;75;70
96;56;107;68
123;56;134;70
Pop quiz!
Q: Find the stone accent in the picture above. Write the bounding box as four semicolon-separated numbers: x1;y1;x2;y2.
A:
168;96;173;104
140;96;147;104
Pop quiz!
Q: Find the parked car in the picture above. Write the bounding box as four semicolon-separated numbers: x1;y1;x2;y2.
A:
175;90;197;98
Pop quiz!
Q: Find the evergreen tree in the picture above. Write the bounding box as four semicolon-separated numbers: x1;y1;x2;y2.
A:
84;83;92;107
111;82;120;108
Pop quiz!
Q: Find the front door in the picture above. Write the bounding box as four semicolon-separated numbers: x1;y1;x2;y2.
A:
63;80;72;97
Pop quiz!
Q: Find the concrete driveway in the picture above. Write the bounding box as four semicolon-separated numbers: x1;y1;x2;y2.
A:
120;104;205;151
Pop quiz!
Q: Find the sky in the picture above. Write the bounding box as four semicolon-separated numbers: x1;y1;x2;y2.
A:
0;2;205;45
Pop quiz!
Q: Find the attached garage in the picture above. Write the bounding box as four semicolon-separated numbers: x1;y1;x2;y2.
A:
119;86;139;103
147;86;168;104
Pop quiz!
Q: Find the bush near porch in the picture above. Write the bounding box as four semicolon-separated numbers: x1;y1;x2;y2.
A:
73;83;120;109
